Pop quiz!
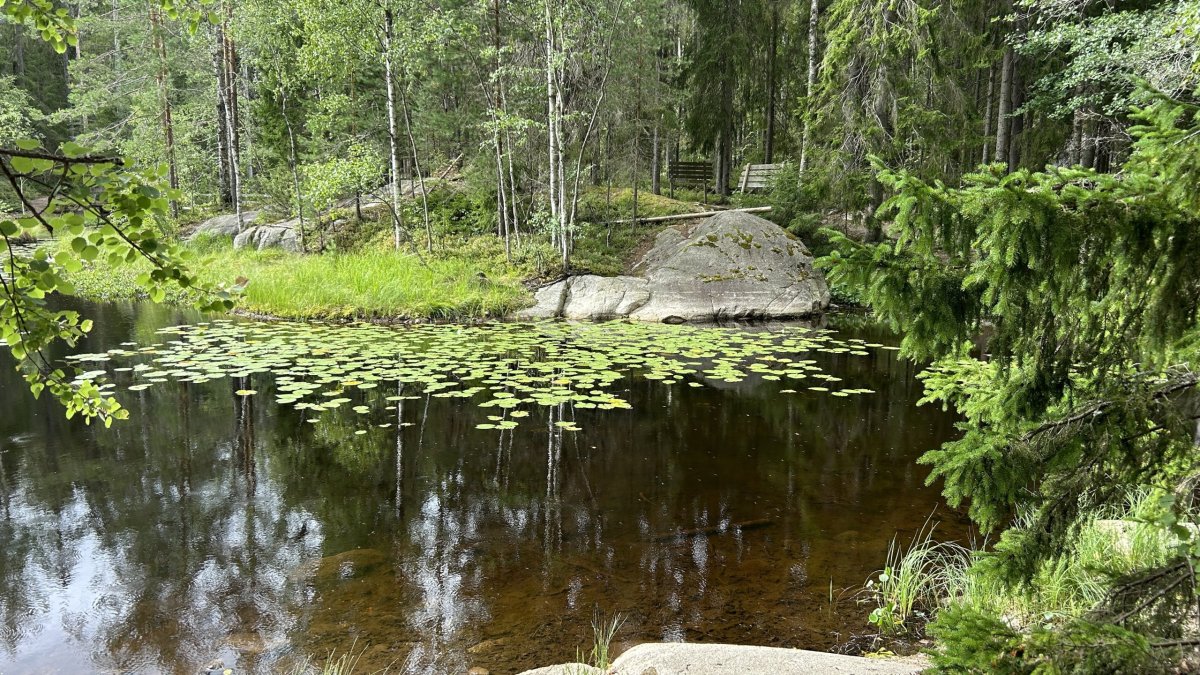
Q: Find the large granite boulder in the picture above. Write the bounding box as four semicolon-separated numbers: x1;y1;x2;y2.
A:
233;219;302;252
186;210;260;241
516;211;830;322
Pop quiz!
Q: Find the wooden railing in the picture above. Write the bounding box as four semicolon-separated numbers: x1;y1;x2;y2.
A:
668;161;712;202
737;163;784;191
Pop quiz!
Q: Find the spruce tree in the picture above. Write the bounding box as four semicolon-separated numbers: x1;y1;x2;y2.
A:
820;92;1200;669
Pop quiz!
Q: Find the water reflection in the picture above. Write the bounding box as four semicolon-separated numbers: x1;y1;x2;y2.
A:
0;302;965;674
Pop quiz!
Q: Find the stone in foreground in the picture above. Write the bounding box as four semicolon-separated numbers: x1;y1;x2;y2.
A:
515;211;830;322
609;643;926;674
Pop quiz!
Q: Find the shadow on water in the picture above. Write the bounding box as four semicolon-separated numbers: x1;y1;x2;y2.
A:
0;301;968;674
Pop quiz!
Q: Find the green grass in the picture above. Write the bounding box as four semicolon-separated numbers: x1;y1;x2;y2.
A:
64;238;533;321
950;491;1176;624
577;186;711;221
865;490;1180;638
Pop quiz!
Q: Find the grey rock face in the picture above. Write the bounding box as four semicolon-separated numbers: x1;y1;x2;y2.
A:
515;211;830;322
187;211;260;241
233;220;302;252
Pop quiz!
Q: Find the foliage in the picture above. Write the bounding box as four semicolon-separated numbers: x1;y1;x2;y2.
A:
1;140;236;425
824;91;1200;666
927;604;1168;674
0;77;42;147
867;491;1187;669
1018;0;1200;121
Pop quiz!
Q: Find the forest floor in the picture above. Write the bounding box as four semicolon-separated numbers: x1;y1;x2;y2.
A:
63;187;764;321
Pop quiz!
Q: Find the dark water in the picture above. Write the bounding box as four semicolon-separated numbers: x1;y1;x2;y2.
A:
0;301;965;674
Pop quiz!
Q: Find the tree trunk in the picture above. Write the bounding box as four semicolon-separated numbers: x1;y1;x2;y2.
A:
555;76;568;269
799;0;819;173
220;12;243;230
764;3;778;163
383;9;404;250
716;72;733;196
632;73;641;225
215;28;231;209
501;85;520;240
11;25;24;79
150;6;179;215
492;0;510;257
994;45;1013;166
1007;72;1025;169
981;63;994;165
865;176;884;242
241;61;254;181
280;89;305;252
398;79;433;251
1081;114;1096;169
651;123;660;195
544;0;558;249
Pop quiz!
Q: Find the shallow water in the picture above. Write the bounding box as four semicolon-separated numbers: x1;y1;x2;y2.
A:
0;301;966;674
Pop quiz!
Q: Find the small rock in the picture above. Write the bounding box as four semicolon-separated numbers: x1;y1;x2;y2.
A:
468;668;490;675
187;211;260;241
233;220;303;253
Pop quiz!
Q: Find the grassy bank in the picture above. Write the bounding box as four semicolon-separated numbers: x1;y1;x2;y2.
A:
65;238;533;320
61;186;719;321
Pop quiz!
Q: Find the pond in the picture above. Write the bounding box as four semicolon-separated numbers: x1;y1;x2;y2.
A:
0;300;966;674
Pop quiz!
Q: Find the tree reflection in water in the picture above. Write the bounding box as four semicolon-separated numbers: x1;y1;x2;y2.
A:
0;302;966;674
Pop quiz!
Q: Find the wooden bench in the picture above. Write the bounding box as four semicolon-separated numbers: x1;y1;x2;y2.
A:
668;161;712;203
737;163;785;191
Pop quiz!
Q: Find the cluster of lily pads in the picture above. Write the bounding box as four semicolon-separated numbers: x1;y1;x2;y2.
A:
66;320;898;432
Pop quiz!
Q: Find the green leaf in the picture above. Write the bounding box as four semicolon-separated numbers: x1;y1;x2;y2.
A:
10;156;36;174
60;141;87;158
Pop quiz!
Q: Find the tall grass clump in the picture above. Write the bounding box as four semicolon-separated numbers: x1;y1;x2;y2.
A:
587;609;625;670
863;521;970;635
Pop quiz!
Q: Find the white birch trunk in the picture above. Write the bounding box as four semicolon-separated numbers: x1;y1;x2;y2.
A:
799;0;819;174
383;9;403;250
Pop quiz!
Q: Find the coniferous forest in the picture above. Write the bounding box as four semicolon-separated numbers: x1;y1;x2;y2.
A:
2;0;1200;672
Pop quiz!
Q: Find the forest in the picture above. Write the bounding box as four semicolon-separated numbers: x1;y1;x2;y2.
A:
3;0;1194;250
2;0;1200;672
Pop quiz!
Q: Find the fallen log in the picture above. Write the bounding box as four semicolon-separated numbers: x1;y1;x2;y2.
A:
653;518;774;542
600;205;772;226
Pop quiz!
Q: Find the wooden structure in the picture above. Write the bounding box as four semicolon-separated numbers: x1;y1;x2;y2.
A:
668;161;712;202
737;163;785;191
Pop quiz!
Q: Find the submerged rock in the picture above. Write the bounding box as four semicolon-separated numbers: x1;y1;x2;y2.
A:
187;211;260;241
516;211;830;322
233;220;302;253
